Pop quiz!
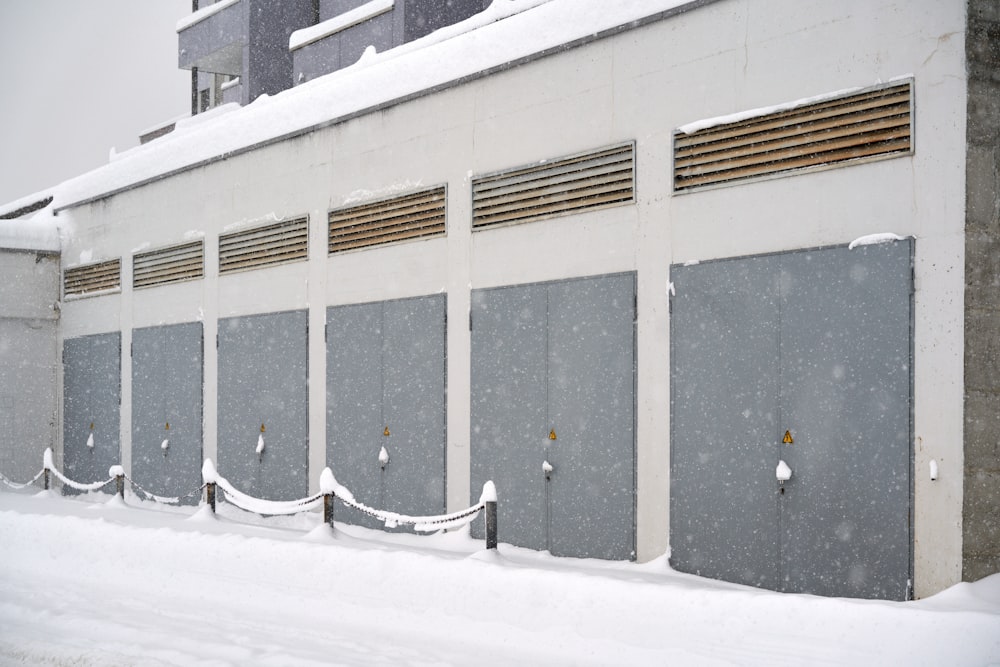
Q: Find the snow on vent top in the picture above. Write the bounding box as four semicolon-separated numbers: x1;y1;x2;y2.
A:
676;74;914;135
28;0;700;216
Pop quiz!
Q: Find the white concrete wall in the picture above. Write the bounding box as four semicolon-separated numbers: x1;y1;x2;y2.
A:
55;0;967;597
0;250;59;480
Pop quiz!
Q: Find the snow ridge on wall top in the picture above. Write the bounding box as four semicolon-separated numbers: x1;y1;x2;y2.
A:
0;217;60;252
1;0;704;219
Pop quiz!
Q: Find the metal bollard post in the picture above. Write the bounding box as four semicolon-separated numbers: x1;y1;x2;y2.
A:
485;499;498;550
43;468;50;491
116;474;125;499
323;493;334;526
206;482;216;513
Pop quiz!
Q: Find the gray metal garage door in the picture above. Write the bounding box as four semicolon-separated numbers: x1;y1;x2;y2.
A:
218;310;308;501
326;295;446;528
670;240;913;600
131;323;203;503
471;272;636;560
63;332;121;490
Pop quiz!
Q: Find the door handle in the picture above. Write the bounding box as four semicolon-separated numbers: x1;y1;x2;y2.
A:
776;460;792;485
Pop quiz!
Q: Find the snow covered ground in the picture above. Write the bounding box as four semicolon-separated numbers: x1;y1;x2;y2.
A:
1;488;998;666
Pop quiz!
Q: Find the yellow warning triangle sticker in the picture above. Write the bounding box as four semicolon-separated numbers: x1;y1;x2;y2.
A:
782;430;794;444
549;429;557;440
384;426;391;437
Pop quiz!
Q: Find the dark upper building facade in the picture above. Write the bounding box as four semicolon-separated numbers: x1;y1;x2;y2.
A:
179;0;492;113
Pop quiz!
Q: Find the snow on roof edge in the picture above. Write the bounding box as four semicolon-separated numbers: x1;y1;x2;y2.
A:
0;194;53;221
47;0;716;215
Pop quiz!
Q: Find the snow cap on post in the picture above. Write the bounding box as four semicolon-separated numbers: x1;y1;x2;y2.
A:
319;467;337;495
201;458;218;484
43;447;55;470
480;480;497;504
108;465;125;479
319;466;355;502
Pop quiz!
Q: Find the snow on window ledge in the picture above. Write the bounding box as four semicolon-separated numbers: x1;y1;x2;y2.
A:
290;0;395;51
176;0;242;33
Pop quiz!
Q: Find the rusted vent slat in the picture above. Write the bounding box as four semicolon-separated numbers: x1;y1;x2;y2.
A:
64;258;121;298
674;81;912;191
133;241;204;289
328;186;446;254
219;217;309;274
472;143;634;230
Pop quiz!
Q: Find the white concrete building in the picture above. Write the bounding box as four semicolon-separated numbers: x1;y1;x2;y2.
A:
1;0;996;600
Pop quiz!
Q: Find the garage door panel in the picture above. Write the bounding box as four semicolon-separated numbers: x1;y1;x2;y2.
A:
327;302;383;527
218;311;308;501
471;274;636;560
779;242;912;599
670;257;780;589
547;273;635;560
63;333;121;492
131;323;203;503
470;285;548;548
327;296;446;530
382;295;446;515
670;241;912;600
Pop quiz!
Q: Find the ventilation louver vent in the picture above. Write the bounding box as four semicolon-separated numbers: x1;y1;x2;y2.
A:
219;217;309;274
328;186;446;254
133;241;204;289
674;81;913;191
64;258;121;298
472;143;634;230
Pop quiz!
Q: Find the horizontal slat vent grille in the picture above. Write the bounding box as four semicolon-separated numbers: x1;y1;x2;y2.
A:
674;81;913;191
328;186;446;254
472;143;635;230
64;259;121;297
219;217;309;274
133;241;204;288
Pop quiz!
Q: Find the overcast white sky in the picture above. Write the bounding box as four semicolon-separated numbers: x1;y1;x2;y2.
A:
0;0;191;206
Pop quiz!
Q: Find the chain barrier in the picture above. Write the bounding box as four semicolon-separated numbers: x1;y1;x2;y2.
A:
0;469;45;490
123;473;206;505
3;450;499;549
334;493;486;532
46;464;117;493
214;473;325;516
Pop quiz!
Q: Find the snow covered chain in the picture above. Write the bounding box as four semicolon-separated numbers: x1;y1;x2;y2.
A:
1;449;499;550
